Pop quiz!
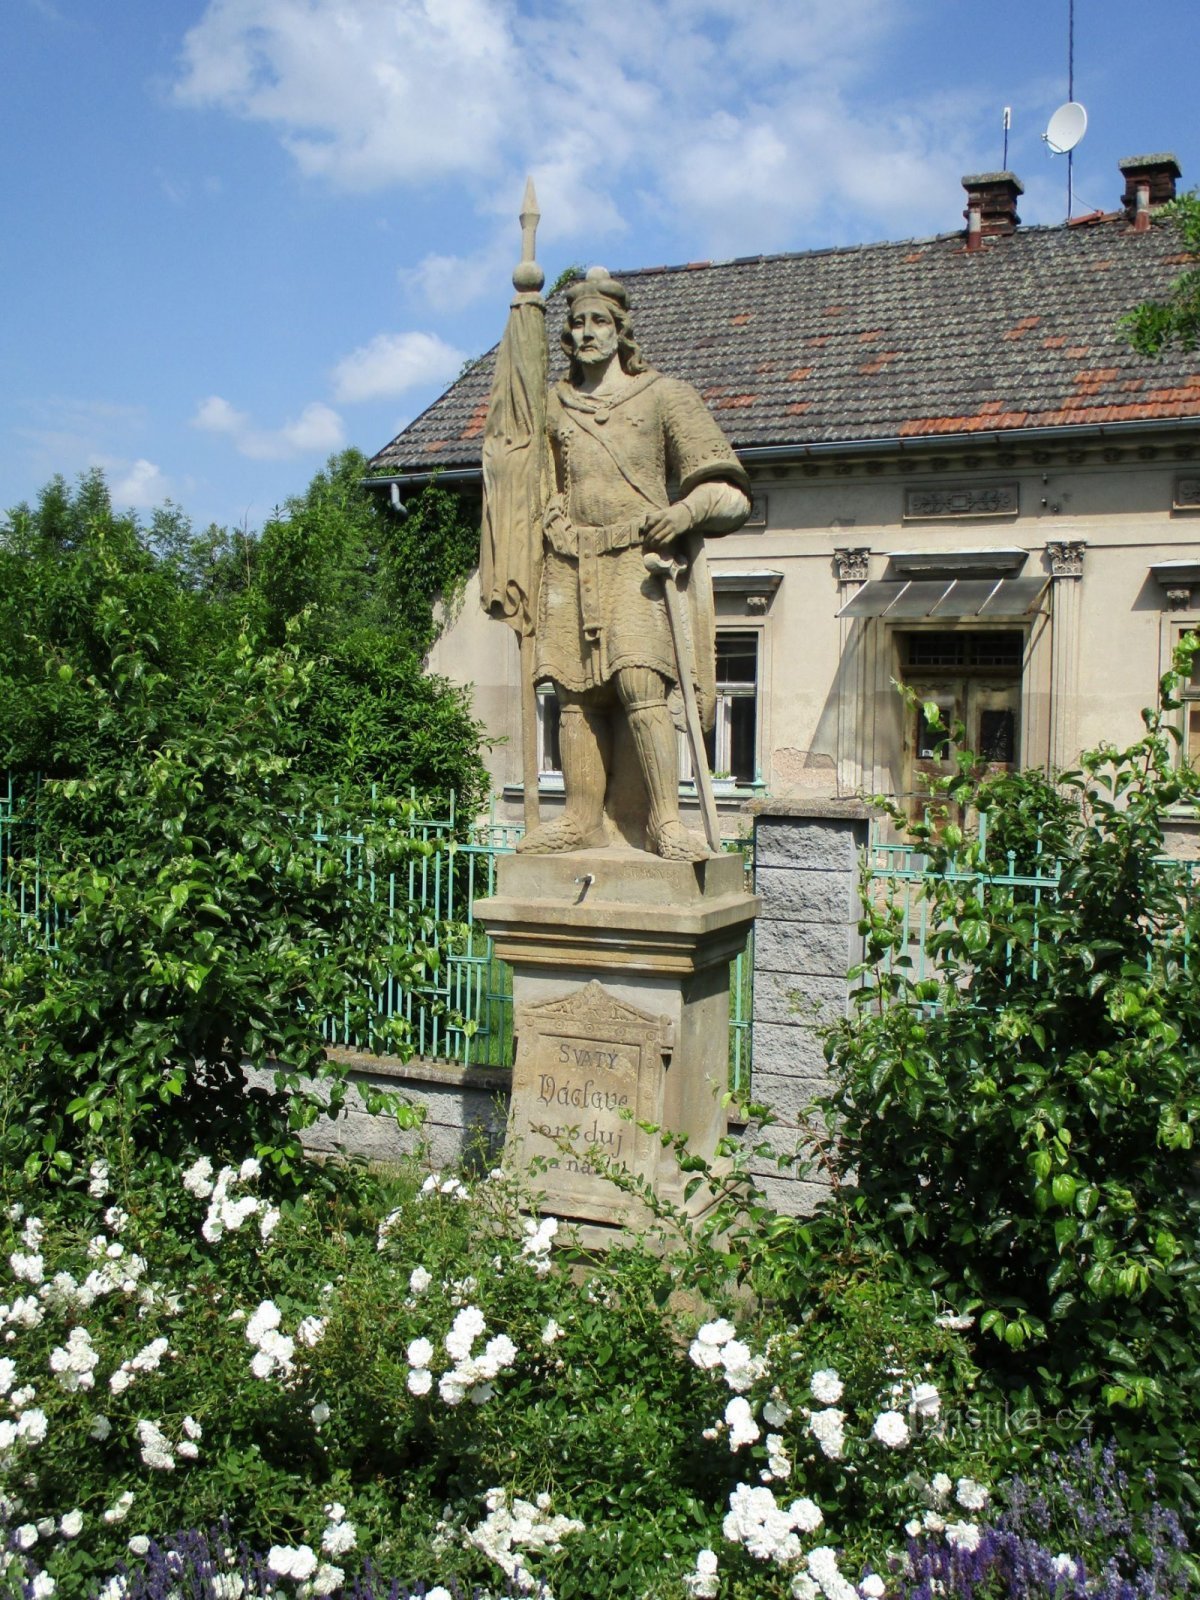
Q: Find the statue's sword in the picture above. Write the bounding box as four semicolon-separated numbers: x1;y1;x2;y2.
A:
643;551;722;854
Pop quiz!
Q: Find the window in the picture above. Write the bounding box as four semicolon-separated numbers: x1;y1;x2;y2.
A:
539;632;762;790
904;631;1023;670
915;699;955;761
703;630;760;786
1175;627;1200;770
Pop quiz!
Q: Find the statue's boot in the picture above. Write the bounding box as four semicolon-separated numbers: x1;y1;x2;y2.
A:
626;704;711;862
516;705;610;853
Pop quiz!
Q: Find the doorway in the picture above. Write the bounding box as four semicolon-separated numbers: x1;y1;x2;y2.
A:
898;630;1024;816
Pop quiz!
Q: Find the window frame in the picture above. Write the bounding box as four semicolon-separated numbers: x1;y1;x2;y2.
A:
681;626;764;792
893;624;1028;804
534;683;564;790
1171;621;1200;774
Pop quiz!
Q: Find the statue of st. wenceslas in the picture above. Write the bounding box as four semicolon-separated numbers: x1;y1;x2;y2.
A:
480;190;751;861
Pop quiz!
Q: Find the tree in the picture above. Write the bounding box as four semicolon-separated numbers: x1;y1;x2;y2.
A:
1122;192;1200;356
0;458;490;814
247;450;489;812
0;461;490;1171
0;471;212;779
0;598;438;1175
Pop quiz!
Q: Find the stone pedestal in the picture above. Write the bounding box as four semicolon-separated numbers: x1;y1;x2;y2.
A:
474;848;758;1234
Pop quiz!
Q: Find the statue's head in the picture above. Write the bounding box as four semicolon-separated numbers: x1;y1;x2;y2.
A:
561;266;646;379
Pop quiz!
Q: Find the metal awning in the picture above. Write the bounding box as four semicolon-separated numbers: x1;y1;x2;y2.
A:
838;575;1049;620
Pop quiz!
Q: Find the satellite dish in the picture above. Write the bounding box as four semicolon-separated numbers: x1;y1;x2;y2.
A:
1044;101;1088;155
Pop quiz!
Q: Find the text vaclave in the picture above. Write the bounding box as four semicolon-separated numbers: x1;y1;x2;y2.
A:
537;1072;630;1111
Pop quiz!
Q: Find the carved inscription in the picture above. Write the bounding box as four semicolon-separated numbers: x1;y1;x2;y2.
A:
904;483;1019;520
507;981;673;1223
530;1037;637;1169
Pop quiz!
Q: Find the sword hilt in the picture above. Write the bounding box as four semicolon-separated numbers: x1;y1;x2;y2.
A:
643;550;684;580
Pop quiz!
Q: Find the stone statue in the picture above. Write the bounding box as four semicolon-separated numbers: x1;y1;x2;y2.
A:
526;268;752;859
480;199;751;860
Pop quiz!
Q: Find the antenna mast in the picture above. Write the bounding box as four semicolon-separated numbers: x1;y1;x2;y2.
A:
1067;0;1075;218
1041;7;1086;217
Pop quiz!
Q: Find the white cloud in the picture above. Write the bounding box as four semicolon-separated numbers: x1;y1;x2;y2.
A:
191;394;345;461
108;458;172;509
238;402;347;461
172;0;1003;264
156;169;189;206
192;394;249;434
330;331;466;404
399;243;511;314
174;0;519;190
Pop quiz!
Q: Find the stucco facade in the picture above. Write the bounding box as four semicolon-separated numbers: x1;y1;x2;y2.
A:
429;442;1200;839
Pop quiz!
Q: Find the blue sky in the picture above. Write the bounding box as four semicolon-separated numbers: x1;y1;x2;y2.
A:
3;0;1197;533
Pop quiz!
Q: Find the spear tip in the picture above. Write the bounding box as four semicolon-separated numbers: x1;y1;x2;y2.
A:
514;175;544;293
520;175;540;224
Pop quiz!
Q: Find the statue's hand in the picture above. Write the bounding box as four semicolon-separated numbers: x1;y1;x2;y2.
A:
640;503;694;550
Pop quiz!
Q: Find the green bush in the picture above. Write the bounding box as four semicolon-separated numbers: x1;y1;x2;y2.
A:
0;461;489;813
0;458;491;1177
817;640;1200;1509
0;591;444;1178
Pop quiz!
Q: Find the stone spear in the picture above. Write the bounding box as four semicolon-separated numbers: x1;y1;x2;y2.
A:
479;178;549;830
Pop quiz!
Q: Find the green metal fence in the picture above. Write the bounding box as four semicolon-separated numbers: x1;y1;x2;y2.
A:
1;779;753;1090
865;808;1200;992
865;810;1063;989
0;774;54;942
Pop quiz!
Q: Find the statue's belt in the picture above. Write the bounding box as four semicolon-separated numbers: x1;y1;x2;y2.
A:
543;511;646;560
542;507;660;643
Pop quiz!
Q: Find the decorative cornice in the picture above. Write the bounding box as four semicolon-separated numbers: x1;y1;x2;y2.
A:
887;547;1027;579
1151;560;1200;610
710;569;783;600
520;979;660;1031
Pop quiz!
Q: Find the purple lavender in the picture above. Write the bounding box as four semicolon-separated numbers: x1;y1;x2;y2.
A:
901;1525;1089;1599
899;1441;1196;1600
91;1528;524;1599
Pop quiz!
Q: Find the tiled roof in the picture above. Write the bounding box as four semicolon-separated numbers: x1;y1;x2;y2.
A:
367;212;1200;479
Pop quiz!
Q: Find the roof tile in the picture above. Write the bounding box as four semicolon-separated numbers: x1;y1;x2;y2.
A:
369;215;1200;477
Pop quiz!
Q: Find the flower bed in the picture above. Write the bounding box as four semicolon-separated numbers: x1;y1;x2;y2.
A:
0;1150;1194;1599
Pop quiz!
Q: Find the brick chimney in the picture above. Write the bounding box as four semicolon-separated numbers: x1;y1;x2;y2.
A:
1119;153;1182;231
962;172;1023;250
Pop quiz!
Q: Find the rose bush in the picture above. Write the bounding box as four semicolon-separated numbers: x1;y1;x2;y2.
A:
0;1143;1028;1600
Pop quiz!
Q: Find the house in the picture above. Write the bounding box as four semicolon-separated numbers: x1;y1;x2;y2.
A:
367;154;1200;846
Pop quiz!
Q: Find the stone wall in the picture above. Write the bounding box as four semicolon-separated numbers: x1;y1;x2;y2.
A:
249;1052;511;1173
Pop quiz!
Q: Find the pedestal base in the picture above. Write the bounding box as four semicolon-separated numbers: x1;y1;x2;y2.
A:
475;848;758;1234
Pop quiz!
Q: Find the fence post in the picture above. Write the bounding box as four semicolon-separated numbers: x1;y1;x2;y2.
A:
745;798;872;1215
